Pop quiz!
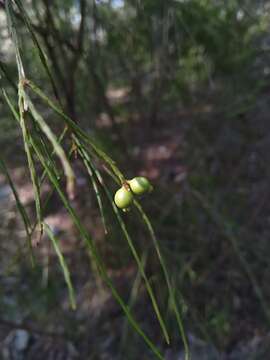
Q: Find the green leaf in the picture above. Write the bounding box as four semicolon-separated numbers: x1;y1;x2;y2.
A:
13;0;61;101
79;144;170;345
21;87;75;199
0;156;35;266
43;223;76;310
29;133;164;360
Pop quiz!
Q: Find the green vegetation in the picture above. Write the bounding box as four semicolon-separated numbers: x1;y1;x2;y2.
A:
0;0;270;359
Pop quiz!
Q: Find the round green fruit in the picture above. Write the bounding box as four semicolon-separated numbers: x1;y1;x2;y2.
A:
129;177;153;195
114;186;133;209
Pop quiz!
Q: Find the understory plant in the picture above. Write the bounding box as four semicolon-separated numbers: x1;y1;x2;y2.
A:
0;1;190;359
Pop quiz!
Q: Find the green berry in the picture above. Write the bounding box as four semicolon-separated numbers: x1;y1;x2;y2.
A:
114;186;133;209
129;177;153;195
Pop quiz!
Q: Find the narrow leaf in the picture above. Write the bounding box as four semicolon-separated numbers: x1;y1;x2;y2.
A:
0;156;35;266
43;223;76;310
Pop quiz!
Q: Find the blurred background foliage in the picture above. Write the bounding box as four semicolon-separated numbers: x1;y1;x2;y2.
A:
1;0;270;359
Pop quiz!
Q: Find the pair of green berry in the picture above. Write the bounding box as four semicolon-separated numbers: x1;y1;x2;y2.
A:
114;177;153;210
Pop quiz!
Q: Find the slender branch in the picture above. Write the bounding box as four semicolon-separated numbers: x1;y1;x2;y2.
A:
77;0;86;53
0;60;17;91
42;0;70;58
0;1;76;53
64;0;87;120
